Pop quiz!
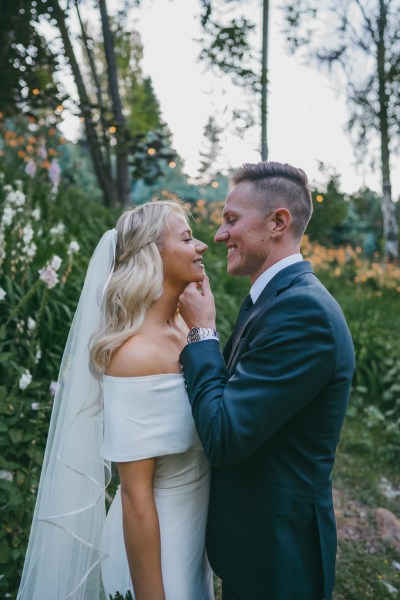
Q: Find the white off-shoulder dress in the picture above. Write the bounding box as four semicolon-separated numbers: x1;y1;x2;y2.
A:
100;373;214;600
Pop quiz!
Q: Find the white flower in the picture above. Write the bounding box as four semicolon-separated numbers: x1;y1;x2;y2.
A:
25;159;37;178
16;321;24;333
3;184;12;193
35;346;42;363
50;381;59;396
50;223;65;237
31;208;41;221
0;171;4;182
67;240;80;255
0;470;13;482
15;179;23;190
6;190;26;206
22;224;34;244
2;206;15;226
0;287;6;301
27;317;36;331
31;402;40;410
50;255;62;271
19;370;32;390
25;242;37;258
39;265;59;289
49;159;61;193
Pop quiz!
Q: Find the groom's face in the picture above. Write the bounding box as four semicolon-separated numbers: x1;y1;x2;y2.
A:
215;180;272;283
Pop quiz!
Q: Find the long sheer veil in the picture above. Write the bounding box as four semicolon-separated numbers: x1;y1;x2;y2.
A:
17;229;117;600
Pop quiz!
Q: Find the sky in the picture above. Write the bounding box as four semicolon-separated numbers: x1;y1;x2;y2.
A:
60;0;400;198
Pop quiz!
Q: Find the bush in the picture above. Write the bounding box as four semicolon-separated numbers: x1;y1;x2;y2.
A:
0;170;116;596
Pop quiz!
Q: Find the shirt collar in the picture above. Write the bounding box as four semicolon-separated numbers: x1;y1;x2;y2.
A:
250;254;303;303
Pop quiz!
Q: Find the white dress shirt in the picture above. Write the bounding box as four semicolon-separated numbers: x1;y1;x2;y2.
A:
250;254;303;303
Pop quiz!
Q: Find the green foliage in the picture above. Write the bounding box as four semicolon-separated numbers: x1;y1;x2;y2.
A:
306;177;349;244
0;1;63;115
0;163;116;596
318;274;400;463
335;541;400;599
339;187;383;255
109;592;133;600
333;417;400;598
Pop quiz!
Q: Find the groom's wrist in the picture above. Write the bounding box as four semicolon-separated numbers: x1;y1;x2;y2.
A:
187;327;219;344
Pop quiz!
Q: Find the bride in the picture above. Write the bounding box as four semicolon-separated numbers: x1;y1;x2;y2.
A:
17;200;215;600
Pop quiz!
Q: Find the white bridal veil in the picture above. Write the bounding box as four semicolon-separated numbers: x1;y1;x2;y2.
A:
17;229;117;600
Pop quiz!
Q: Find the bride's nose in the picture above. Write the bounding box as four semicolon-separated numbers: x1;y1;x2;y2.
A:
195;240;208;254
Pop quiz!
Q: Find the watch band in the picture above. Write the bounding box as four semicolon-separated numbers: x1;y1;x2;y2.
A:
187;327;220;344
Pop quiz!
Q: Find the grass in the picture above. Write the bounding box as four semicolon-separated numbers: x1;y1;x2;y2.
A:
332;412;400;599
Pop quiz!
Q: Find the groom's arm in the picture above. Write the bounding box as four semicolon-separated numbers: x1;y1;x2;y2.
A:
180;290;340;469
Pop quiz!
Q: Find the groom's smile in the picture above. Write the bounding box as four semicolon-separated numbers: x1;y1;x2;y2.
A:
215;180;273;283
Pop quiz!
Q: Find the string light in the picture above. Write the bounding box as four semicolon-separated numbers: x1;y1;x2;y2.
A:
32;88;40;95
211;181;219;188
147;148;156;155
168;161;176;168
108;126;116;134
316;194;324;203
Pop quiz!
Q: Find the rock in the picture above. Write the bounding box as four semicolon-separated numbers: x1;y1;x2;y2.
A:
378;477;400;500
380;579;398;594
392;561;400;572
375;508;400;551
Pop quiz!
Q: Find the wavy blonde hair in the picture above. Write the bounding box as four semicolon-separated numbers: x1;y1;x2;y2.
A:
90;200;187;373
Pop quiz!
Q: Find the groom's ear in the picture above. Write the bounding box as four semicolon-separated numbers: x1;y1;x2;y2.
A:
268;208;292;237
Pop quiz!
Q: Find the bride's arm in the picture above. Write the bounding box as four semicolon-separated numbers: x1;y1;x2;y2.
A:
117;458;165;600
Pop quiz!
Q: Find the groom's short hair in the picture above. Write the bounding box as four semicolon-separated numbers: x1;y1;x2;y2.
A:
230;161;313;239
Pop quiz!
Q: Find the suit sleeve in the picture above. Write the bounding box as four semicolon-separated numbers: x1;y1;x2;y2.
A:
179;291;337;468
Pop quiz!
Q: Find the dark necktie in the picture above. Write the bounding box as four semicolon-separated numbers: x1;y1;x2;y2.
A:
232;294;253;340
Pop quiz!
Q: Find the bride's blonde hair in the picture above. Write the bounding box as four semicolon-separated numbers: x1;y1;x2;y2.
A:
90;200;187;373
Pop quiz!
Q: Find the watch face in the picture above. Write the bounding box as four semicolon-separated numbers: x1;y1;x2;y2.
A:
188;327;200;343
187;327;219;344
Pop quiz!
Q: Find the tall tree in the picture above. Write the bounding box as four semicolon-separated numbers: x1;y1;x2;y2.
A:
198;0;270;161
52;1;122;207
261;0;270;161
76;10;173;200
284;0;400;261
197;115;224;182
99;0;130;206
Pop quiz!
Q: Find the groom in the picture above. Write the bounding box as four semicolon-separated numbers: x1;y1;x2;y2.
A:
179;161;354;600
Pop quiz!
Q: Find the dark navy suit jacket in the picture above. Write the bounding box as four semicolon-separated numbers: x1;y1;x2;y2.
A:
180;261;355;600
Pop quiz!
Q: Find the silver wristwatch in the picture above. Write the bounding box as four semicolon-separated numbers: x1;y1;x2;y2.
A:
187;327;220;344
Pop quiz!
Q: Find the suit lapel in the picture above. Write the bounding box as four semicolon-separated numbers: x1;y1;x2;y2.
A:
226;261;314;371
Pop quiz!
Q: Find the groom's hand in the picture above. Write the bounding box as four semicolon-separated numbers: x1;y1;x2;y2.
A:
179;276;216;330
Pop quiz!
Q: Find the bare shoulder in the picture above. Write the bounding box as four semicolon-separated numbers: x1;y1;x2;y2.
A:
106;333;181;377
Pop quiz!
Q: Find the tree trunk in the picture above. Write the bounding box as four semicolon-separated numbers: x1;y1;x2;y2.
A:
261;0;269;161
74;0;112;174
53;2;118;207
377;0;398;261
99;0;131;207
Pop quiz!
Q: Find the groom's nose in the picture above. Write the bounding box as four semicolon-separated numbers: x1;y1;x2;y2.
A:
214;226;230;244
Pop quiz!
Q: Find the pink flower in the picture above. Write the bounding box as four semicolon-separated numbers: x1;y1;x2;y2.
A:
38;265;59;289
25;159;37;178
50;381;59;396
49;159;61;193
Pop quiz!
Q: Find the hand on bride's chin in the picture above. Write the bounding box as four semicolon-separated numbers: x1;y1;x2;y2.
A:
178;278;216;330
